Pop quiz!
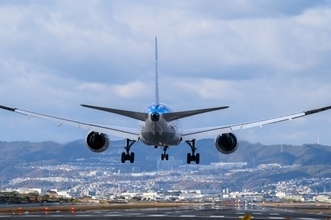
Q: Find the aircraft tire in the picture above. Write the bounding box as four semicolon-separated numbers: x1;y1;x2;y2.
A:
130;152;135;163
196;153;200;164
187;153;191;164
121;152;126;163
161;154;164;160
165;154;169;160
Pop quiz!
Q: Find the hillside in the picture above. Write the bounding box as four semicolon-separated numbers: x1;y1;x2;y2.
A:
1;139;331;168
1;139;331;191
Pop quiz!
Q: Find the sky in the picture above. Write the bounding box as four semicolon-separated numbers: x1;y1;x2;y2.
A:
0;0;331;146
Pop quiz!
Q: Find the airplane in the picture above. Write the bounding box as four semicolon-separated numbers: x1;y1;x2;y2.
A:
1;37;331;164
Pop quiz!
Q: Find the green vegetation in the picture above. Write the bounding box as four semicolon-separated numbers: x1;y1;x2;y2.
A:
0;191;73;204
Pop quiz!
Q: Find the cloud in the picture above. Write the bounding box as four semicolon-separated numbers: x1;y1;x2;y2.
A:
0;0;331;145
114;81;149;99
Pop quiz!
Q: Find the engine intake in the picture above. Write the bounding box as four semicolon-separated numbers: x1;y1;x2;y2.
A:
86;131;110;153
215;133;238;154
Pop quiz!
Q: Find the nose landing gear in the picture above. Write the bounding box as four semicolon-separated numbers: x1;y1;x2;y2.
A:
161;146;169;160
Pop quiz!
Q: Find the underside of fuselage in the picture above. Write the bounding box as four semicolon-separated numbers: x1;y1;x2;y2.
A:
139;118;181;146
139;103;181;146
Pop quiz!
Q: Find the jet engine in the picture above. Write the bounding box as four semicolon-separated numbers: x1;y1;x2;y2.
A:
86;131;110;153
215;133;238;154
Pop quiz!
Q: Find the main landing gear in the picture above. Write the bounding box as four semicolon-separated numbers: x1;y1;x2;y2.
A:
121;139;136;163
185;139;200;164
161;146;169;161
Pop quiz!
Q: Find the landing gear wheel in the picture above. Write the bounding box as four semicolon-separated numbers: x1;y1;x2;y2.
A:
187;153;199;164
130;152;135;163
161;153;169;160
187;153;191;164
161;146;169;161
121;152;126;163
196;153;200;164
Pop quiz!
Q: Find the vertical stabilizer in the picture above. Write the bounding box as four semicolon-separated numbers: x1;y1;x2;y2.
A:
155;36;159;105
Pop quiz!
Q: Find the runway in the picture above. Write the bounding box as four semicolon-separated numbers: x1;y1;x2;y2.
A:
1;205;330;220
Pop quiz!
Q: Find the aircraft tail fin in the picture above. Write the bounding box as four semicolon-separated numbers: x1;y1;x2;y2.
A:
155;36;159;105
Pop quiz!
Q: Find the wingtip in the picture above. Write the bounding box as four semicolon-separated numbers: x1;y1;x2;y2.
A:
0;104;16;112
219;106;229;110
305;105;331;115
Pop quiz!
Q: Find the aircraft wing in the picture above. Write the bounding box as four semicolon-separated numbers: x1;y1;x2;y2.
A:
181;105;331;141
0;104;140;140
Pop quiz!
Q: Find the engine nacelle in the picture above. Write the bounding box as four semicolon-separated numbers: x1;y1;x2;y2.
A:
86;131;110;153
215;133;238;154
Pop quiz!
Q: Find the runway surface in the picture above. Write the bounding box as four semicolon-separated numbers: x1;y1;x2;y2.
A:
1;205;330;219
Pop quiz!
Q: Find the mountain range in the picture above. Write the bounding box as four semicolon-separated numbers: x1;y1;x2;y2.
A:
1;139;331;172
1;139;331;191
1;139;331;167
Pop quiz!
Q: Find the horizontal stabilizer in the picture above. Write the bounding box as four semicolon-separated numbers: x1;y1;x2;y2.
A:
81;104;148;121
163;106;229;121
